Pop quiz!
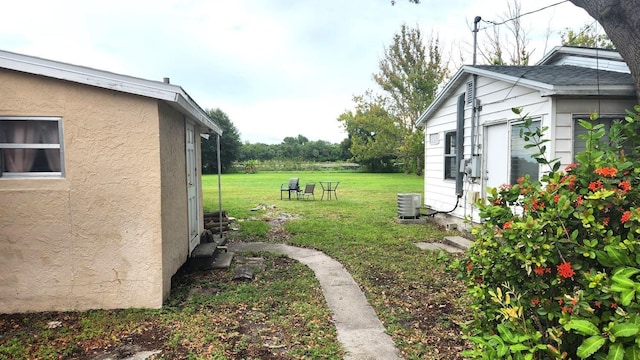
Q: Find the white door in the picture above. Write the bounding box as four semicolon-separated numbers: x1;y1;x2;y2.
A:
484;123;509;192
186;122;199;254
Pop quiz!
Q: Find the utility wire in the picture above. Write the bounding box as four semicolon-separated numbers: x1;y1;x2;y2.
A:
479;0;569;31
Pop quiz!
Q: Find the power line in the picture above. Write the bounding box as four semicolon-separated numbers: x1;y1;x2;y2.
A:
479;0;569;31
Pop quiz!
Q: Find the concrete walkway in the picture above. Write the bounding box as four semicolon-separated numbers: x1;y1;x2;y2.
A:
228;242;403;360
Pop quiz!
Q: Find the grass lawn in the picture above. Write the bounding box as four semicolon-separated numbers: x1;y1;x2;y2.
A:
0;171;470;359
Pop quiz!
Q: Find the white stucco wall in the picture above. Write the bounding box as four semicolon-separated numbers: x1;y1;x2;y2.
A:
0;69;165;312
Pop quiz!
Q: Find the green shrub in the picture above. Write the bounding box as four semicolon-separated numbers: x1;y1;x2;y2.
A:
458;107;640;359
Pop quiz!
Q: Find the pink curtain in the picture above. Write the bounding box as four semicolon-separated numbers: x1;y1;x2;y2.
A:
4;122;39;172
40;121;61;172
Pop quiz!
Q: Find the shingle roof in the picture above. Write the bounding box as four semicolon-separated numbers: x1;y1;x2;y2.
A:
473;65;633;87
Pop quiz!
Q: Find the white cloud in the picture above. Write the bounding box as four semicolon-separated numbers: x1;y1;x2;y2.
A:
1;0;595;144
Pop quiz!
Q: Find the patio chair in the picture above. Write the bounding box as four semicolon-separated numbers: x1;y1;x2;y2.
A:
280;178;300;200
297;183;316;200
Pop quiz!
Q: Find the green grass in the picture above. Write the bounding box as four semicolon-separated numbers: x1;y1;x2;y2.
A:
204;171;470;358
0;172;469;359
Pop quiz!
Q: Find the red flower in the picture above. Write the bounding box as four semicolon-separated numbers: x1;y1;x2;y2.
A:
619;181;631;192
503;221;512;229
561;306;573;313
594;301;601;308
611;302;617;309
554;194;560;203
562;175;577;190
564;163;578;172
595;167;618;177
517;176;525;184
531;298;540;306
576;195;584;206
603;217;610;226
557;262;575;279
466;262;473;271
531;199;545;210
588;180;603;191
533;266;550;276
621;211;631;223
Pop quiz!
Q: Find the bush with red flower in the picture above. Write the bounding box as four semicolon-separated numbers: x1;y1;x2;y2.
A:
458;108;640;359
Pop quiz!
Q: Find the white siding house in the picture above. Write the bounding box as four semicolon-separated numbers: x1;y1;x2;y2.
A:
416;46;637;229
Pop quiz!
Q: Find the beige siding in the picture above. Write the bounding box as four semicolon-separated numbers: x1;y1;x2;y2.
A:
0;69;164;312
158;102;189;302
554;98;636;166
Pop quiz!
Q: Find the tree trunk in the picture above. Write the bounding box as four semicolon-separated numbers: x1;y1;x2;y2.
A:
569;0;640;100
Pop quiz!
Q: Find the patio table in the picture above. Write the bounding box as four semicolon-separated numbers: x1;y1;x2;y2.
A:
319;181;339;200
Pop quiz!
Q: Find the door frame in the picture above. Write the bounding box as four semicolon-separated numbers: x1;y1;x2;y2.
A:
482;121;509;200
186;121;200;255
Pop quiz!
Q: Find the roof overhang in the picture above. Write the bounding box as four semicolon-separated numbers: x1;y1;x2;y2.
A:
0;49;222;135
416;65;635;127
416;66;554;127
536;46;624;65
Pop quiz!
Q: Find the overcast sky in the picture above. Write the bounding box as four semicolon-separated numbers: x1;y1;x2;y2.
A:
1;1;595;144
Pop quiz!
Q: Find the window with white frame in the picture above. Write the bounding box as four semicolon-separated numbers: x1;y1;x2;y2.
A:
510;120;540;184
444;131;457;180
0;117;64;177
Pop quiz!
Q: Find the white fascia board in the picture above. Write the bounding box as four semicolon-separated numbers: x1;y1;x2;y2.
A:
0;49;222;133
415;67;468;127
544;85;636;97
465;67;555;93
174;92;223;135
415;65;554;127
0;50;177;101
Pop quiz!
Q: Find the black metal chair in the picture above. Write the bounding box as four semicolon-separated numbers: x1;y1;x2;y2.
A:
280;178;300;200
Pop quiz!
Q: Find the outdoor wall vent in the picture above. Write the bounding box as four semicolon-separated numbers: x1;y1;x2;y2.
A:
397;193;421;219
465;81;474;108
429;133;440;145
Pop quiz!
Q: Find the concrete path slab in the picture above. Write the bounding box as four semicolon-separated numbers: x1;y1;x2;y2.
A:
229;242;403;360
443;236;472;250
414;242;464;253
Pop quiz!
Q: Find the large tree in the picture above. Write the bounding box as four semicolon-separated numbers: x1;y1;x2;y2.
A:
201;108;241;174
372;24;448;175
338;94;402;172
560;22;614;49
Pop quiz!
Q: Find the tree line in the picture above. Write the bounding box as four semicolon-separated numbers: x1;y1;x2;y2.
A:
200;109;352;174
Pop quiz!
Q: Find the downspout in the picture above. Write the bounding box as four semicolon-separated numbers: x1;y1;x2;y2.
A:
455;94;465;197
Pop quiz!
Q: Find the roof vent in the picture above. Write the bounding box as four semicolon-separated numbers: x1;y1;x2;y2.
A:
465;81;474;108
163;77;170;84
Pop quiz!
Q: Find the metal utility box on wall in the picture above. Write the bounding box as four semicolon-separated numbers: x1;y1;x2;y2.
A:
397;193;421;219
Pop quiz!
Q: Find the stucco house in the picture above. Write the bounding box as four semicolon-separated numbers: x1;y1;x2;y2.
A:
416;46;636;229
0;50;222;313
